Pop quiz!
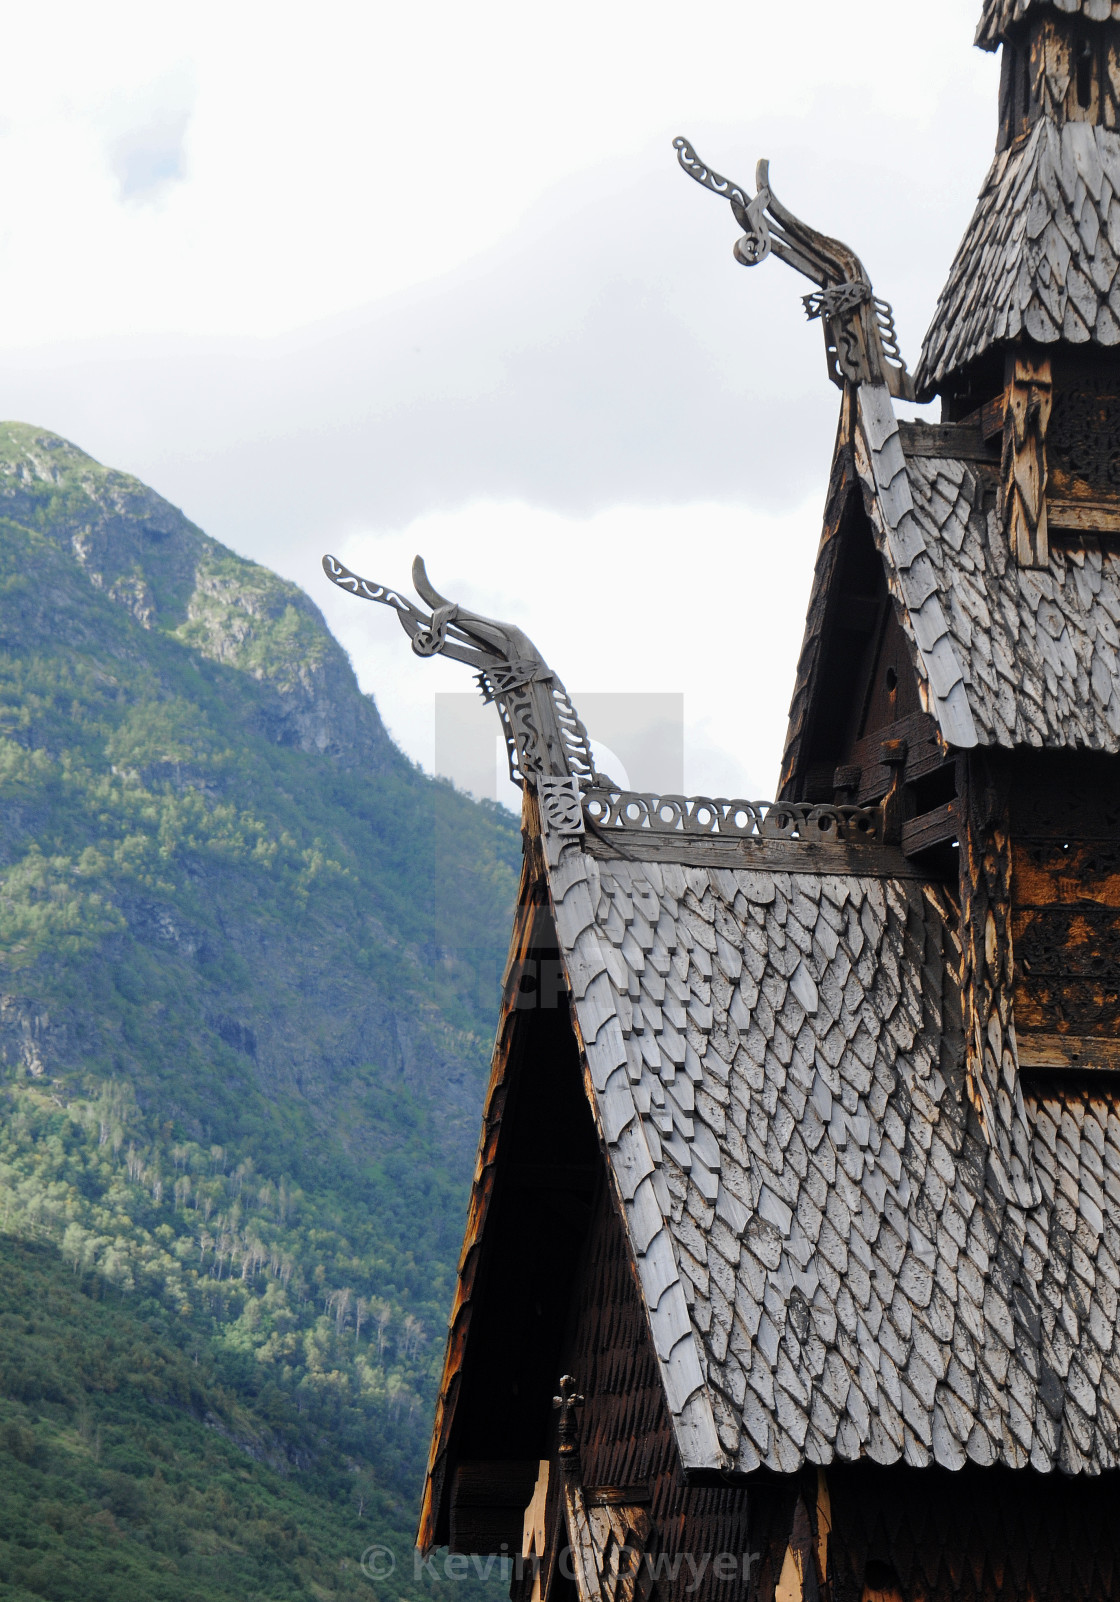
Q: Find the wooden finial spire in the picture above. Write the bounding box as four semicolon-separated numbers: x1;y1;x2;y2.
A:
674;139;915;400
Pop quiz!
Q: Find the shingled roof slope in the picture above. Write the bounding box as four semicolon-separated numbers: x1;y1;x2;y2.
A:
845;384;1120;751
976;0;1120;50
553;833;1120;1476
916;121;1120;394
906;453;1120;748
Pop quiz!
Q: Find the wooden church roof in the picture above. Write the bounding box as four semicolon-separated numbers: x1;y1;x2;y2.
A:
784;387;1120;765
324;530;1120;1551
901;435;1120;747
915;121;1120;393
977;0;1120;51
919;0;1120;396
545;824;1120;1481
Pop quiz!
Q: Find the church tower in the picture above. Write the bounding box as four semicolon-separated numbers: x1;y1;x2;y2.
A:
924;0;1120;559
769;0;1120;1209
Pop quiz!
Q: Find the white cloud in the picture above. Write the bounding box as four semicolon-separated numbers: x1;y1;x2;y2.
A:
325;497;822;804
0;0;994;341
0;0;1000;800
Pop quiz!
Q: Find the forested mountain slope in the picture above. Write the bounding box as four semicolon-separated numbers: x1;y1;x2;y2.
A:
0;423;522;1600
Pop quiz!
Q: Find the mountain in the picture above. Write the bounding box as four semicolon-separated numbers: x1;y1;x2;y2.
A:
0;422;522;1599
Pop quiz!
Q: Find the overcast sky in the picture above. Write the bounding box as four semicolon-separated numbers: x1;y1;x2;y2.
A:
0;0;997;802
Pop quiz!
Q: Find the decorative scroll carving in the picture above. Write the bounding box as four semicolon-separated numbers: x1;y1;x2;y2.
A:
538;775;586;837
674;137;916;401
583;789;881;844
322;554;608;806
958;757;1040;1208
1048;374;1120;490
671;138;771;264
1000;351;1051;568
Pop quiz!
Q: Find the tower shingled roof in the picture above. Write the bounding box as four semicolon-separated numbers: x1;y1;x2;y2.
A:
976;0;1120;51
915;121;1120;394
918;1;1120;396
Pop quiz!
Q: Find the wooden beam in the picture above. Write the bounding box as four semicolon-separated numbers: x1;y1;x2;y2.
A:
1018;1034;1120;1072
1046;498;1120;534
901;799;959;858
585;1486;652;1507
897;421;997;462
581;830;931;879
957;389;1007;442
847;712;945;806
450;1460;540;1555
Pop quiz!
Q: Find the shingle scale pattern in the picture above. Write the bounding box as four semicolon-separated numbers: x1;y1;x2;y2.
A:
976;0;1120;50
917;120;1120;393
905;451;1120;749
551;842;1120;1476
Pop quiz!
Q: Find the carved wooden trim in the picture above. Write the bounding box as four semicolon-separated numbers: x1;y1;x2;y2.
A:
1000;351;1052;568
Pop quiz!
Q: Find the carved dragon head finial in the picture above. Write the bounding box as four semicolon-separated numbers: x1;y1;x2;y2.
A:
322;553;611;837
673;137;914;401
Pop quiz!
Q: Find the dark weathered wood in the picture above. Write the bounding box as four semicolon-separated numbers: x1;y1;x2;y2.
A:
779;423;859;801
581;830;931;879
835;594;884;633
549;1181;754;1602
1008;752;1120;1039
829;1458;1120;1602
420;803;604;1554
959;753;1037;1205
585;1487;651;1507
897;421;997;461
847;711;945;806
901;798;959;858
450;1461;540;1554
419;845;544;1552
1045;496;1120;532
1018;1033;1120;1071
1001;351;1051;568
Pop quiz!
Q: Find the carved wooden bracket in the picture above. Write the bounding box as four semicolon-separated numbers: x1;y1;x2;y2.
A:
878;738;909;846
1000;351;1052;568
552;1375;585;1479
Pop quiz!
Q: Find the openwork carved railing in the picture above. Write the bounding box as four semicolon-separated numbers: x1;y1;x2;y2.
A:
322;555;886;850
583;790;882;844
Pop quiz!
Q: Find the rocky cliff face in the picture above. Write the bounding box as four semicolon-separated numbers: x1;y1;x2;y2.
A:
0;420;520;1165
0;421;395;772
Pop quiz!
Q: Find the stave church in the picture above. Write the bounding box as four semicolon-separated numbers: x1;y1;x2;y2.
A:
328;3;1120;1598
